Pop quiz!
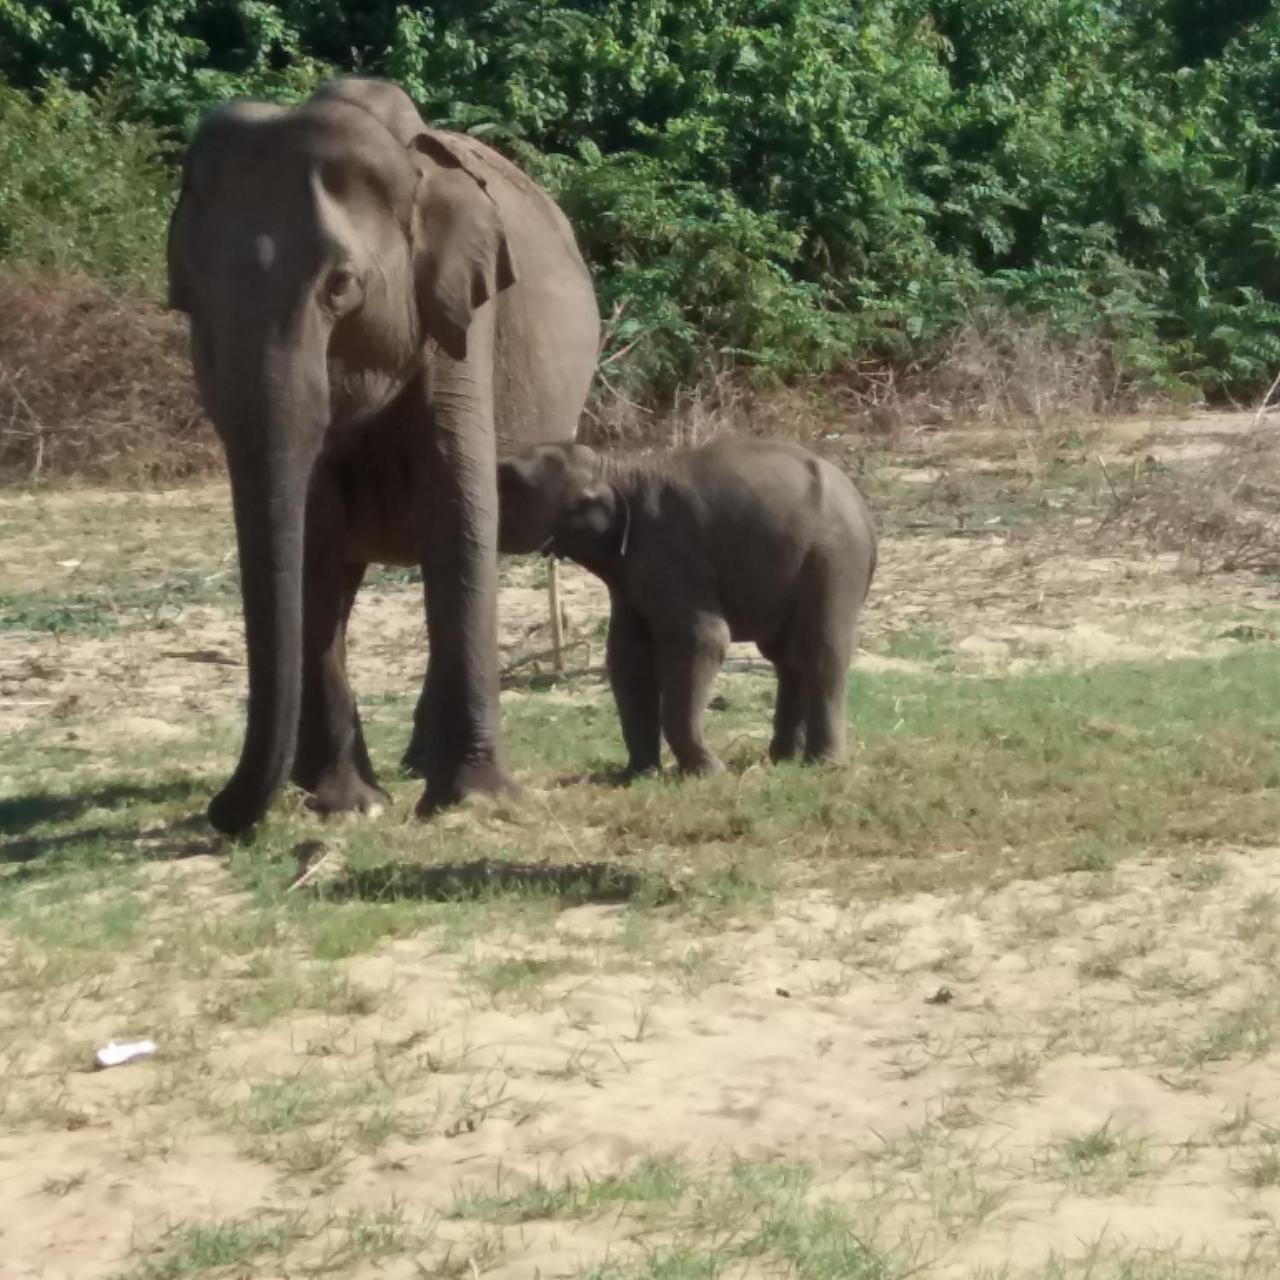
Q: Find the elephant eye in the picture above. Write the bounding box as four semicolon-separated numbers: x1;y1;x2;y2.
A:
323;266;363;311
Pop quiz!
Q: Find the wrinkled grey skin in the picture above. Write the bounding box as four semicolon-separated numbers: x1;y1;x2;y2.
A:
499;439;877;776
167;77;599;835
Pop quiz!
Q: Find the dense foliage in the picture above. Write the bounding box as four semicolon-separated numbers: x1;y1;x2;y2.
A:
2;0;1279;401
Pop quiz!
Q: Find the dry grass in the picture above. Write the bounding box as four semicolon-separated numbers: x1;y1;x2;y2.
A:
0;271;1163;490
4;413;1280;1277
580;364;846;453
0;269;214;485
919;310;1125;425
1098;427;1280;575
583;312;1144;480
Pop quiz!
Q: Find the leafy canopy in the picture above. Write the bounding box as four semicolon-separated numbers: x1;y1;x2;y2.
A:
2;0;1278;399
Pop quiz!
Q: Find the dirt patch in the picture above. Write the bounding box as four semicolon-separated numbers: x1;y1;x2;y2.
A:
5;853;1280;1277
6;409;1280;1277
5;461;1279;741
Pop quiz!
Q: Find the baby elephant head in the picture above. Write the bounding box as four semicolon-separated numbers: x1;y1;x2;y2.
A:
497;443;628;567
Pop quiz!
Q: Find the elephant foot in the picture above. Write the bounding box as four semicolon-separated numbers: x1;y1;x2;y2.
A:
622;759;661;784
306;770;390;819
208;775;273;837
675;751;725;779
399;738;428;780
416;753;519;817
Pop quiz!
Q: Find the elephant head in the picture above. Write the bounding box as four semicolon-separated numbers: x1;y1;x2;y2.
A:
497;443;631;570
167;77;516;834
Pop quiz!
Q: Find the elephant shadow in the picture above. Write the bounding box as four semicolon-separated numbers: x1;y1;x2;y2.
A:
0;779;217;870
311;855;678;907
551;764;639;790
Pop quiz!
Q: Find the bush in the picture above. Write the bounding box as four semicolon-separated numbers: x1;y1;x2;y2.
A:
2;1;1280;409
0;80;170;291
0;269;211;484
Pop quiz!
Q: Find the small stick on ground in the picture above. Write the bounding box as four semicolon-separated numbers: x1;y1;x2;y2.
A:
547;557;565;672
1097;453;1122;509
501;639;593;679
1251;367;1280;429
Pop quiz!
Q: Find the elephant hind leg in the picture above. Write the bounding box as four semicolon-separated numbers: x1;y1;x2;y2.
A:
401;693;429;779
769;663;806;763
799;642;850;764
780;563;854;766
294;557;387;814
759;638;804;763
293;480;388;816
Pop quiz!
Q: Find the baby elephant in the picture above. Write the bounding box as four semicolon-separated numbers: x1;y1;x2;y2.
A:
498;438;877;777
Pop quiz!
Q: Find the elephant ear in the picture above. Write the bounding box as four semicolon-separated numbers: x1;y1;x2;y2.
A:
409;130;517;363
165;175;194;313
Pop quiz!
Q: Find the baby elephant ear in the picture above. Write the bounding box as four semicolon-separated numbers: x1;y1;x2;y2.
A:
409;131;517;362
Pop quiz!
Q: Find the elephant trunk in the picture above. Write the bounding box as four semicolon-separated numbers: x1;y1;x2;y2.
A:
207;327;329;836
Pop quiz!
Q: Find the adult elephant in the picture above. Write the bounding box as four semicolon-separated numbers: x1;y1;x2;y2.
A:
166;77;600;835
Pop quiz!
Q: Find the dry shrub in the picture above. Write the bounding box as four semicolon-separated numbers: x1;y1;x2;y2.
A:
922;312;1116;425
0;271;1160;491
0;269;216;485
582;312;1129;463
833;313;1132;443
580;367;844;453
1099;427;1280;574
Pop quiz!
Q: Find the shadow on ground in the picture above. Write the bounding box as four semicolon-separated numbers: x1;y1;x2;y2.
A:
310;855;678;906
0;778;207;839
0;779;216;869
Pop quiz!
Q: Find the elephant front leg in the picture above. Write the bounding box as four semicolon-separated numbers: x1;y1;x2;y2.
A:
292;478;387;816
411;380;516;814
656;614;730;777
606;600;661;777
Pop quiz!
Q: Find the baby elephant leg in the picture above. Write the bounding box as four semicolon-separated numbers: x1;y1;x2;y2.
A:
606;602;661;776
788;559;855;765
656;613;730;776
801;642;850;763
770;664;807;763
759;639;804;763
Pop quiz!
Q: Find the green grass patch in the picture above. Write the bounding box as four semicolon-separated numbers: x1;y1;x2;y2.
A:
1186;985;1280;1066
1243;1135;1280;1190
461;953;587;1007
449;1158;891;1280
109;1203;433;1279
109;1214;308;1280
494;649;1280;897
877;624;953;665
450;1154;689;1224
0;569;239;636
1044;1122;1153;1195
204;1065;428;1174
7;649;1280;918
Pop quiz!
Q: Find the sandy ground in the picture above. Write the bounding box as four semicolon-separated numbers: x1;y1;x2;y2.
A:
4;408;1280;1277
8;851;1280;1277
3;410;1278;739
